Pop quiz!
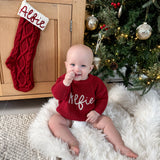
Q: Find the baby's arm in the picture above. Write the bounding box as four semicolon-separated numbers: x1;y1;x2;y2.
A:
51;71;75;100
94;78;108;115
86;77;108;123
63;71;75;86
86;110;100;123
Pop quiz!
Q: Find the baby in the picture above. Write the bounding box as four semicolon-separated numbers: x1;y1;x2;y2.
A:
48;44;138;158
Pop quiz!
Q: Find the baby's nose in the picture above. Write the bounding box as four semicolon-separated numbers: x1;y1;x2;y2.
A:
75;65;80;72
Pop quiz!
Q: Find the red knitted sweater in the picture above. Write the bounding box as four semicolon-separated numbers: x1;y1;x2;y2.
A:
52;74;108;121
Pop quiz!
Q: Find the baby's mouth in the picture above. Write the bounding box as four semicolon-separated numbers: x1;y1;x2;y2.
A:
75;73;81;77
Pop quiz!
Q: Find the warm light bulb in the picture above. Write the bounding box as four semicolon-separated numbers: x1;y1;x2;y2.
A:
147;81;150;85
156;75;160;79
121;34;124;37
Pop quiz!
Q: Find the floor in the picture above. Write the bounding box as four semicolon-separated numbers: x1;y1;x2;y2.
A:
0;98;49;115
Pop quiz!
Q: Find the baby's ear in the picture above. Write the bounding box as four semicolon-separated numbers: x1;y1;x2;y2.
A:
90;65;94;72
64;61;67;69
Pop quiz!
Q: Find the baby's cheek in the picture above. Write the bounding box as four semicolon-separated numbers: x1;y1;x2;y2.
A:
66;68;72;73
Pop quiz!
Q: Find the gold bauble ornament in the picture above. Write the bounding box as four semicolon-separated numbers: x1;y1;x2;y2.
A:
86;15;98;31
136;22;152;40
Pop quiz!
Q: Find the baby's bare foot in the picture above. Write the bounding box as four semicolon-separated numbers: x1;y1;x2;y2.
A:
116;145;138;158
70;145;80;156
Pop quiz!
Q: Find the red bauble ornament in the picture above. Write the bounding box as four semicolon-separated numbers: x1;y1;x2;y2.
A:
117;2;121;7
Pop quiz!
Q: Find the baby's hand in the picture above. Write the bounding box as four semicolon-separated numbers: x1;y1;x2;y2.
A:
63;71;75;86
86;110;100;123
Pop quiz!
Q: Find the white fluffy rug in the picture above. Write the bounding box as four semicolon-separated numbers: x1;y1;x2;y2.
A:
28;85;160;160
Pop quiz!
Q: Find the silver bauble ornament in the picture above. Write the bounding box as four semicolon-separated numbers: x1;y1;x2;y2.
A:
94;57;101;69
86;15;98;31
136;22;152;40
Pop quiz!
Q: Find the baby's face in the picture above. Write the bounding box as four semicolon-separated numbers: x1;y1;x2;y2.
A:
65;46;93;81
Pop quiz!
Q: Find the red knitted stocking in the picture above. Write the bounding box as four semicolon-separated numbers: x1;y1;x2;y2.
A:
6;17;40;92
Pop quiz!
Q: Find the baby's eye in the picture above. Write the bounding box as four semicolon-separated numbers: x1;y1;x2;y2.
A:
70;64;75;66
81;65;86;67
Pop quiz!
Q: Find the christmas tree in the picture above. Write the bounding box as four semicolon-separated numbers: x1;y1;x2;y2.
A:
85;0;160;94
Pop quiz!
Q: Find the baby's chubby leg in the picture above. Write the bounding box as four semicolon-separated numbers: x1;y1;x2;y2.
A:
48;113;79;155
91;115;138;158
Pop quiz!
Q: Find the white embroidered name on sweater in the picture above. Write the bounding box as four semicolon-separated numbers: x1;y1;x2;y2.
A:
68;92;95;110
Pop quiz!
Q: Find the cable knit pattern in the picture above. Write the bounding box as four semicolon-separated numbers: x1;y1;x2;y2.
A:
6;17;40;92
